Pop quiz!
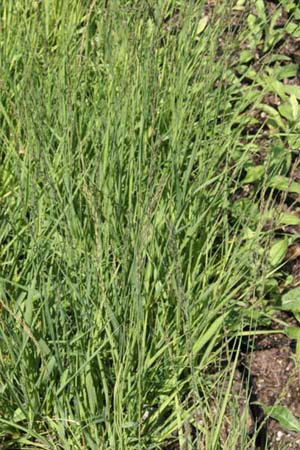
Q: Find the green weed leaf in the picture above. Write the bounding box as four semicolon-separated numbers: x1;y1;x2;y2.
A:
290;94;299;121
262;405;300;433
268;175;300;193
196;16;209;35
282;288;300;313
240;50;253;63
286;22;300;38
255;0;267;21
269;239;288;266
286;326;300;361
13;408;27;423
243;165;265;183
279;95;299;122
285;326;300;340
258;104;286;130
279;212;300;226
268;145;291;176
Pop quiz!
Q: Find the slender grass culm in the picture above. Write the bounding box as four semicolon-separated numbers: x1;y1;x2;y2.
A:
0;1;286;449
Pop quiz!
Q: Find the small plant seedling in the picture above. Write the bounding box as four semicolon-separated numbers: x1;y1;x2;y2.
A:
281;288;300;362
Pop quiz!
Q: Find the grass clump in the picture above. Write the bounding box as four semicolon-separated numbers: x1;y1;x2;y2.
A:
0;1;292;449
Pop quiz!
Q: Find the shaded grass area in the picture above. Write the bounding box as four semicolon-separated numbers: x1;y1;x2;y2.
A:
0;1;299;449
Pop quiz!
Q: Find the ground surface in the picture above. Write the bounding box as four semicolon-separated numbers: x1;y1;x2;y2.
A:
245;314;300;449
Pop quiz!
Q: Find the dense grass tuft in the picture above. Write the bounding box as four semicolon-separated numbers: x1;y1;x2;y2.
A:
0;1;290;449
